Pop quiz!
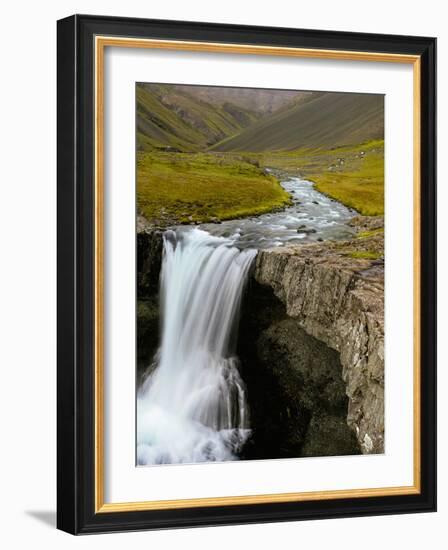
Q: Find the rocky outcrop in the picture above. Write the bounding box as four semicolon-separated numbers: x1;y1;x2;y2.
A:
137;225;163;297
254;233;384;454
137;222;163;372
238;280;360;459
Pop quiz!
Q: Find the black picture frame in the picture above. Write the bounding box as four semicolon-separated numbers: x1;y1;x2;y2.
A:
57;14;436;534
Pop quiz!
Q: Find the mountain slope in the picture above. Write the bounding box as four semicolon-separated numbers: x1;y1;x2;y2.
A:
211;92;384;152
137;85;206;151
136;84;261;152
175;85;306;115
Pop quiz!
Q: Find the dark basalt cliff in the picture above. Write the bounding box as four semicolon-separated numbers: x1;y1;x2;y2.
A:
136;226;163;372
237;282;360;459
253;225;384;454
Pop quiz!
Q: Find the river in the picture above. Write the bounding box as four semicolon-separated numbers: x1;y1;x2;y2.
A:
137;176;356;465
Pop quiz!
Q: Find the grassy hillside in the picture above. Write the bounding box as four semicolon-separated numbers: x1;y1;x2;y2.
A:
221;102;260;127
311;142;384;215
211;92;384;153
137;152;292;225
137;84;261;152
137;85;205;152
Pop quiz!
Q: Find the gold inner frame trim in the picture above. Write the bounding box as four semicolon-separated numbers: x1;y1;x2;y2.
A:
94;35;422;513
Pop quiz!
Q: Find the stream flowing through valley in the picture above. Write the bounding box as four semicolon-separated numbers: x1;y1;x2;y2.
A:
137;176;356;465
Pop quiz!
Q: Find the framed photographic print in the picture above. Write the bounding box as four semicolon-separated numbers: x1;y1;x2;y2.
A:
57;14;436;534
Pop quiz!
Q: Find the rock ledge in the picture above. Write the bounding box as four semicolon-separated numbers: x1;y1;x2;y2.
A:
254;232;384;454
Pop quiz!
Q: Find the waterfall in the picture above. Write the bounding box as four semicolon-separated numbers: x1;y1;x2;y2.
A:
137;228;257;465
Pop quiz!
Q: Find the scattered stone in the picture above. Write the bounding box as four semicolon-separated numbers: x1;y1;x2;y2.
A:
349;215;384;233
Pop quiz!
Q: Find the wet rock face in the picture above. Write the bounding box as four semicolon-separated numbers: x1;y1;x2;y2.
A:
137;297;159;374
137;227;163;372
253;238;384;454
258;319;347;413
238;281;360;459
137;229;163;297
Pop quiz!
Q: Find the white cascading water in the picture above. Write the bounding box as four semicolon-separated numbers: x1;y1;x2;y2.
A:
137;228;257;465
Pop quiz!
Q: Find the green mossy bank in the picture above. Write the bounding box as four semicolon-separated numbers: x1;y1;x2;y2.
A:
137;151;292;226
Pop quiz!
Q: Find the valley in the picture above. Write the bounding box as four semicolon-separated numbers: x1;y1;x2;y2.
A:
135;83;385;465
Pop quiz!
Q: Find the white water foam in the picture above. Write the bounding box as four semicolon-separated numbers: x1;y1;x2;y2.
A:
137;228;256;465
